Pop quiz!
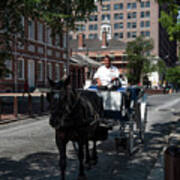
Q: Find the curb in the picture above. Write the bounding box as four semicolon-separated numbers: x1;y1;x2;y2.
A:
0;113;49;125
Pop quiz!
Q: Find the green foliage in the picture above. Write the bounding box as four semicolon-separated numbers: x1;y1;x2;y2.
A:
126;36;154;84
155;58;167;75
165;66;180;87
0;0;102;77
158;0;180;41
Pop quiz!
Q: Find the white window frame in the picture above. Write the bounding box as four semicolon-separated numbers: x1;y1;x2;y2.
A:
17;58;24;80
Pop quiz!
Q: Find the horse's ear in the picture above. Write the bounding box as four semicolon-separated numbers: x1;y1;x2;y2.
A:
64;75;71;86
47;77;55;87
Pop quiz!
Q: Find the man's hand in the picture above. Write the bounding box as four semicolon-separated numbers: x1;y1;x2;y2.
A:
111;77;118;83
96;78;102;86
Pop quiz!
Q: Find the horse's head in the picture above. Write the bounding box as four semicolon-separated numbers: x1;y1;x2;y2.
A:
47;76;74;129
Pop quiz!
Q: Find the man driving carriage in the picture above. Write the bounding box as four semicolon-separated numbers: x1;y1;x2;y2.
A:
93;55;121;90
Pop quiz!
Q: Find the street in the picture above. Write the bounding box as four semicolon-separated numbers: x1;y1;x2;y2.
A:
0;94;180;180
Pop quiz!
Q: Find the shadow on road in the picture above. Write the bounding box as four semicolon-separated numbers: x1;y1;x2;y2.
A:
0;118;180;180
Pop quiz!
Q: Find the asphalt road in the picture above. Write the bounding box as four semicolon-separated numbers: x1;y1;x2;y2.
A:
0;93;180;180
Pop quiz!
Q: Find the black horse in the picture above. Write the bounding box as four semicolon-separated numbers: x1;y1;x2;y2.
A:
47;76;108;180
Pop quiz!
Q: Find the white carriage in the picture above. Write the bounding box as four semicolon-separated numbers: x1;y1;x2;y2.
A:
87;86;148;155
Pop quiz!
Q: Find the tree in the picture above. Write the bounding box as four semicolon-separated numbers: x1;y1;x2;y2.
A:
0;0;102;77
125;36;154;85
165;66;180;90
158;0;180;41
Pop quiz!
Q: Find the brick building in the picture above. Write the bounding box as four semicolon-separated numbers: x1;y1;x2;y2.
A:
0;18;86;92
71;0;177;66
70;32;128;75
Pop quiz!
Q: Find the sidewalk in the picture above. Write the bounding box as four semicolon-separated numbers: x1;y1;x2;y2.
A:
147;118;180;180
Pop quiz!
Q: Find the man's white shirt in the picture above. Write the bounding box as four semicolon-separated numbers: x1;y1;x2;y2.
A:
94;65;120;86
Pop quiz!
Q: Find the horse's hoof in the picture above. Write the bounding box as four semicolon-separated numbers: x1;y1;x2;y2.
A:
77;175;87;180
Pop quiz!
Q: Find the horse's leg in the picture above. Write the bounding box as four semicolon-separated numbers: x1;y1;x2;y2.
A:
84;140;91;169
56;131;67;180
91;140;98;165
77;140;86;180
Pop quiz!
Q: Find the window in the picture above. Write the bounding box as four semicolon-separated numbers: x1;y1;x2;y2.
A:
37;61;43;81
127;13;131;19
77;24;86;31
114;23;123;29
127;32;131;38
89;15;98;21
28;20;35;40
127;32;136;38
17;59;24;79
132;32;136;38
114;13;123;20
132;12;137;18
55;64;60;81
141;1;150;8
141;11;150;18
114;3;123;10
146;21;150;27
132;22;136;28
114;32;123;39
114;33;119;39
4;60;12;79
102;4;110;11
146;11;150;17
141;12;145;18
101;14;111;21
28;44;35;52
17;16;24;38
89;34;98;39
37;22;43;42
119;32;123;38
132;2;137;9
146;1;150;7
141;2;145;8
141;31;150;37
127;2;136;9
37;46;44;54
127;22;131;29
127;3;131;9
145;31;150;36
127;12;136;19
47;49;53;56
127;22;136;29
89;24;98;31
47;63;52;79
140;21;145;27
17;41;24;50
55;34;60;46
47;28;52;45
